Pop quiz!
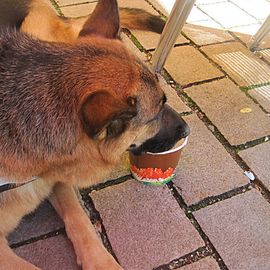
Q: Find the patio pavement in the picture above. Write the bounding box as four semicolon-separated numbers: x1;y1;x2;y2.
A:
8;0;270;269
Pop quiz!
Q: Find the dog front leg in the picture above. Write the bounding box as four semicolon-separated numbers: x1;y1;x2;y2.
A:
0;235;40;270
49;183;123;270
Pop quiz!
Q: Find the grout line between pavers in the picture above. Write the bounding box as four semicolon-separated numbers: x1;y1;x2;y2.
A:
80;193;121;263
10;228;65;249
81;174;131;194
153;246;212;270
195;6;225;29
48;0;64;16
227;0;262;23
166;182;229;270
188;184;252;212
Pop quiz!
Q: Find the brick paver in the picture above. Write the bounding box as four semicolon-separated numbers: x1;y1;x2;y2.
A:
8;201;63;246
176;257;220;270
60;2;96;17
201;42;270;87
239;141;270;189
174;114;247;205
14;235;79;270
132;30;188;51
194;190;270;270
198;2;257;29
56;0;94;6
185;78;270;145
249;85;270;112
90;180;204;270
182;24;234;46
165;45;223;86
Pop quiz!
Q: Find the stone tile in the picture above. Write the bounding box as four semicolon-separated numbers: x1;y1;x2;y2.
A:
249;85;270;112
239;141;270;189
14;235;79;270
56;0;97;6
146;0;174;15
158;75;191;113
118;0;158;14
230;0;270;21
198;2;257;28
202;42;270;86
165;45;223;86
60;2;96;17
187;6;212;23
230;23;262;36
233;31;270;49
194;190;270;270
183;23;233;46
121;33;147;61
91;180;204;270
185;78;270;145
260;49;270;62
8;201;63;245
196;0;227;4
174;114;247;205
131;30;189;51
176;257;220;270
190;19;224;30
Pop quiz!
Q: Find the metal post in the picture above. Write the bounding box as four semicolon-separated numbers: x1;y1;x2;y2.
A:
151;0;196;73
249;15;270;51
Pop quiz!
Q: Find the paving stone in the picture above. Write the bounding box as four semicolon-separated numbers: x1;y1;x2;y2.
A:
183;23;234;46
191;19;224;30
90;180;204;270
56;0;97;7
260;49;270;62
198;2;257;29
202;42;270;87
132;30;188;51
146;0;172;15
175;257;220;270
185;78;270;145
174;114;247;205
14;235;79;270
60;2;96;17
121;33;148;61
230;0;270;21
8;201;63;246
249;84;270;112
187;6;212;23
239;141;270;189
233;31;270;50
118;0;158;14
165;45;223;86
230;24;262;36
196;0;227;4
194;190;270;270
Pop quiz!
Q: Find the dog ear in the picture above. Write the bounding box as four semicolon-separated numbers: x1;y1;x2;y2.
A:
80;91;137;138
79;0;120;39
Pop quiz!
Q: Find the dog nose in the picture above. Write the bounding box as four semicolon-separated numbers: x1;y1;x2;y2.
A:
177;122;190;138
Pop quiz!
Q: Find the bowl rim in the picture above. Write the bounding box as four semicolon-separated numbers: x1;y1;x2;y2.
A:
146;136;189;156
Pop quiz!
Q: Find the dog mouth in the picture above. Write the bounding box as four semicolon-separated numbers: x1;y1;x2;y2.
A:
128;128;190;155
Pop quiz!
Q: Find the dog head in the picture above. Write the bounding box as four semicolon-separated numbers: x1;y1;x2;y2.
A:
77;0;189;158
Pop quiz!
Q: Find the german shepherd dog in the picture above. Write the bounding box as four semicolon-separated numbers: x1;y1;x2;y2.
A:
0;0;189;269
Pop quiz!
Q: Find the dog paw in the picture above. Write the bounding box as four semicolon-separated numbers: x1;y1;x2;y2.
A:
80;253;124;270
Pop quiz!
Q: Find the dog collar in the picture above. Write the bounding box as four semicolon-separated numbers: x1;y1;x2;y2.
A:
0;176;38;192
